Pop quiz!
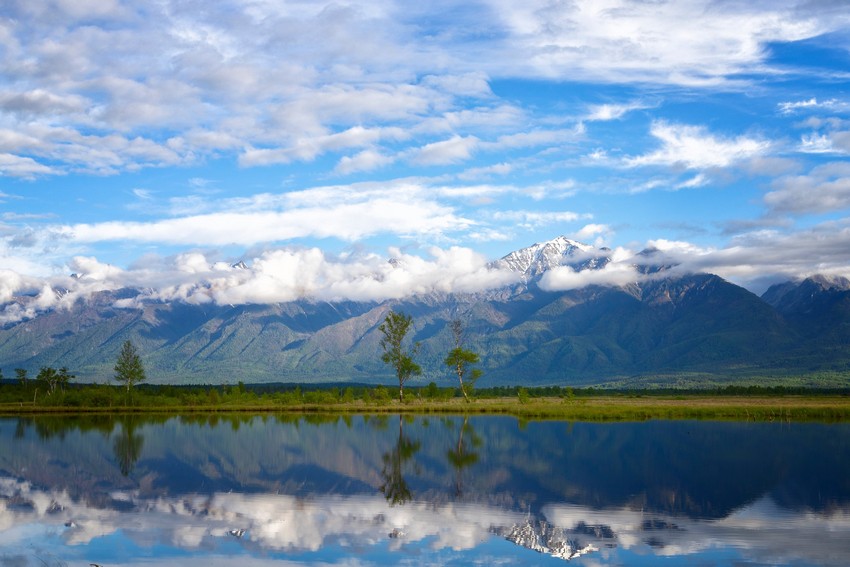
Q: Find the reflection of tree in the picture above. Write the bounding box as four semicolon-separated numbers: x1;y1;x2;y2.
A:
447;416;480;498
23;415;116;441
113;418;145;477
380;415;420;506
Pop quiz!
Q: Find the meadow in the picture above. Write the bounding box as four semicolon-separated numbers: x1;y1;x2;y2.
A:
1;381;849;421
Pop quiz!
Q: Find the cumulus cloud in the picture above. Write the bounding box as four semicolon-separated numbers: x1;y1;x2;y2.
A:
5;214;850;322
122;246;519;306
334;149;394;175
0;153;58;178
539;260;643;291
0;0;845;180
765;162;850;215
408;135;479;166
626;122;770;170
0;245;519;322
575;223;613;243
482;0;834;85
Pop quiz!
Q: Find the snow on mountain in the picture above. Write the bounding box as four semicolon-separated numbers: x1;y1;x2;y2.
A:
491;236;610;280
495;519;598;561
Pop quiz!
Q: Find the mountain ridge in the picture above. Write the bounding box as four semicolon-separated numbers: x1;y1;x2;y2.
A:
1;237;848;387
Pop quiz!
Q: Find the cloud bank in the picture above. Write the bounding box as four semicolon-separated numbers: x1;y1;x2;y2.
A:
4;219;850;324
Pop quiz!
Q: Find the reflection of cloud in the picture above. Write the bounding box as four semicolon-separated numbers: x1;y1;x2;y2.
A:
2;477;849;566
545;498;850;566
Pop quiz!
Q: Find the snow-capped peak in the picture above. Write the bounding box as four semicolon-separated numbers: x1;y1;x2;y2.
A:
493;236;607;278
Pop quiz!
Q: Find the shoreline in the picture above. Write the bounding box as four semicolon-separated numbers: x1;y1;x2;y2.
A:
3;395;850;422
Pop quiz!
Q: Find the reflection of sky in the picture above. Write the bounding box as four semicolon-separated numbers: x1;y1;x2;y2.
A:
2;477;849;566
3;417;850;565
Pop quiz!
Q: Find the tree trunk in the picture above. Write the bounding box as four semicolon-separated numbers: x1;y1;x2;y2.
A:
457;363;469;402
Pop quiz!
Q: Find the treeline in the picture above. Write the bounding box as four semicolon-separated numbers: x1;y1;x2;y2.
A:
0;379;469;409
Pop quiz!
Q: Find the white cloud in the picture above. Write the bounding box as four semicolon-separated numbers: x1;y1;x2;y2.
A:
482;128;581;150
764;162;850;215
0;153;58;178
64;197;470;246
539;261;642;291
626;122;770;170
334;149;394;175
239;126;406;167
491;210;588;230
408;135;479;166
421;72;494;98
778;97;850;115
0;0;837;181
482;0;833;85
457;162;513;180
575;223;612;241
585;101;650;121
86;246;517;308
675;173;708;189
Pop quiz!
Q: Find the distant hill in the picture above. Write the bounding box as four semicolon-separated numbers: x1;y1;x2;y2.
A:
1;237;849;387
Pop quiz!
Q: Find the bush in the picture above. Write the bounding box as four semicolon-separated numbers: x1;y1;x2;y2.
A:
370;386;392;405
518;387;530;404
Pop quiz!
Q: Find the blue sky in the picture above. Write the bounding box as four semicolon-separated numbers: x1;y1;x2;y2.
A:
2;0;850;319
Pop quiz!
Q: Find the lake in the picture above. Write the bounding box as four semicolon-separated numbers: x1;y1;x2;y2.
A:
1;414;849;566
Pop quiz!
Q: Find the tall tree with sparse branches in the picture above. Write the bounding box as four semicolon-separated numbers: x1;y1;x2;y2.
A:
445;319;482;402
379;310;421;402
114;340;146;395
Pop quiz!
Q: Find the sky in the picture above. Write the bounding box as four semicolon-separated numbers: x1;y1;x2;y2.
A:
2;0;850;320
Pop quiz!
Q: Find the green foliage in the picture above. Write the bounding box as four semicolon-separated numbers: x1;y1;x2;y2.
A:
444;319;483;402
424;381;440;399
114;340;146;393
35;366;74;396
36;367;59;395
517;387;530;404
379;310;421;401
370;385;392;405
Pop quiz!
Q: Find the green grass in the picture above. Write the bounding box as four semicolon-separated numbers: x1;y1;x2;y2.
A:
1;381;849;421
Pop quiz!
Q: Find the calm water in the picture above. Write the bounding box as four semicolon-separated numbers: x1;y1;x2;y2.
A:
1;414;849;566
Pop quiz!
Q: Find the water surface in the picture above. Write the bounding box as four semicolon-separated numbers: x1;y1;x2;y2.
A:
1;415;849;565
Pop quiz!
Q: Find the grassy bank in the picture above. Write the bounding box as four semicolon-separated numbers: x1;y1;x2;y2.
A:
2;386;849;421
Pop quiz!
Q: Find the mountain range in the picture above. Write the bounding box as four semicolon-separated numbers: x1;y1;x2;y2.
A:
1;236;849;387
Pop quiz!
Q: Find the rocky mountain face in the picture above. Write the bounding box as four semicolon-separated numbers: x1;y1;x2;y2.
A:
1;237;848;386
490;235;610;278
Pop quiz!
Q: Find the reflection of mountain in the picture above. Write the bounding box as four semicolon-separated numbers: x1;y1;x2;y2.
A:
3;416;850;521
495;518;597;561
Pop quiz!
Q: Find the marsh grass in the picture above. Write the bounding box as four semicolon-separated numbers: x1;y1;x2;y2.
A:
2;387;849;422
